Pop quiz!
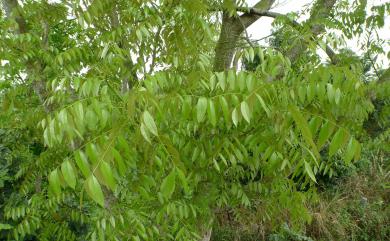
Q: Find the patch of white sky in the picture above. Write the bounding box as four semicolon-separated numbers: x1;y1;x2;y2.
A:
246;0;390;67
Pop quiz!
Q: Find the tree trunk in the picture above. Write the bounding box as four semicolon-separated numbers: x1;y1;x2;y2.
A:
213;0;275;71
2;0;50;112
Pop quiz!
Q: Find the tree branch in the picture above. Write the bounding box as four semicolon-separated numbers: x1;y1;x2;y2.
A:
213;0;275;71
2;0;28;33
2;0;51;112
236;6;339;64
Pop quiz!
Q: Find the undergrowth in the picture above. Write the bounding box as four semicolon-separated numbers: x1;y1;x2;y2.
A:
212;131;390;241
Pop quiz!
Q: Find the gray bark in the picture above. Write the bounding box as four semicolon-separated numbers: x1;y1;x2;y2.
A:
2;0;47;90
110;4;138;93
2;0;28;33
213;0;275;71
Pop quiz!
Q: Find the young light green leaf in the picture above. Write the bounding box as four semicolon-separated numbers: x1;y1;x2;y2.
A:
86;143;99;164
86;175;105;207
317;121;334;149
160;169;176;199
61;160;76;189
219;96;230;124
246;74;255;91
304;161;317;183
99;161;117;191
75;150;91;178
216;72;226;91
196;97;207;123
344;138;359;164
354;141;361;161
298;86;306;103
289;105;320;158
307;83;315;102
213;159;221;172
143;111;158;136
111;148;126;175
240;101;251;123
309;117;322;138
206;99;216;126
48;169;62;196
101;44;109;59
327;84;335;103
0;223;12;230
248;47;254;61
232;108;239;126
176;167;190;195
317;83;326;102
329;129;348;157
136;29;142;41
227;70;236;90
256;94;270;117
140;123;151;143
335;88;341;105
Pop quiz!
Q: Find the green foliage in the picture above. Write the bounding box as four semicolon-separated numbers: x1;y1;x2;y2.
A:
0;0;388;240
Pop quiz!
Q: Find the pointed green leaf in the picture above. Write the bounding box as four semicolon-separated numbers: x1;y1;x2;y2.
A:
335;88;341;105
143;111;158;136
61;160;76;189
227;70;235;90
213;159;221;172
111;148;126;175
86;175;105;207
140;123;151;143
317;83;326;102
219;96;230;124
240;101;251;123
329;129;348;157
256;94;270;117
49;169;61;195
289;105;320;158
307;83;315;102
246;74;255;91
344;138;359;164
0;223;12;230
160;169;176;199
75;150;91;178
86;143;99;164
232;108;239;126
207;99;217;126
354;141;361;161
248;47;254;61
327;84;335;103
182;96;192;120
298;86;306;103
176;168;190;195
48;169;62;196
100;161;117;191
196;97;207;123
317;121;334;149
309;117;322;138
136;29;142;41
101;44;109;59
216;72;226;91
304;161;317;183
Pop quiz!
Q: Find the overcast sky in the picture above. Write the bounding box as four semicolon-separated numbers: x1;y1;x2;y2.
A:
246;0;390;67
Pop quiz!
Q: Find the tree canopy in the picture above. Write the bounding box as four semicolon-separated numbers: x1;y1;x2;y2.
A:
0;0;389;240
